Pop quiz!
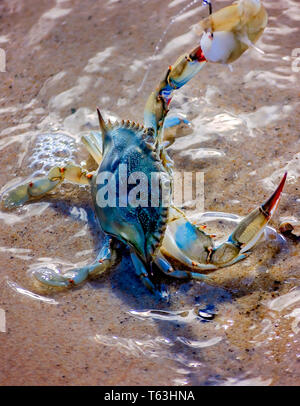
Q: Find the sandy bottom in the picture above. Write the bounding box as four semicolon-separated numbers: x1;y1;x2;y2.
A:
0;0;299;386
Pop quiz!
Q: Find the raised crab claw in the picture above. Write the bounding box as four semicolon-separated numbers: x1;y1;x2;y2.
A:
2;1;287;298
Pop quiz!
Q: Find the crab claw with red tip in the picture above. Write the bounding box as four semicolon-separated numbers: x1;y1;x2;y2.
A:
210;173;287;267
229;172;287;253
261;172;287;220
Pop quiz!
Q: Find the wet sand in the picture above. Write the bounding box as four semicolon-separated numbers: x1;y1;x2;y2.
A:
0;0;299;386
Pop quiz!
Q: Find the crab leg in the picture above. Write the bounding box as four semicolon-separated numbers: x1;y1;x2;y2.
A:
144;46;207;141
34;236;119;288
81;131;103;164
2;164;94;208
130;251;168;299
154;250;210;281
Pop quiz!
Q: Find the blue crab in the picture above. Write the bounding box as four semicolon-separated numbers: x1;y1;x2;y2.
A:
2;1;286;298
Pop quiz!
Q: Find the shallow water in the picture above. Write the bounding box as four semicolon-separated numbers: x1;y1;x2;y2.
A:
0;0;299;386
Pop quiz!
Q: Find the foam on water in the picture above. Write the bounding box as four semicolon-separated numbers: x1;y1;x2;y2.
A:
28;132;77;175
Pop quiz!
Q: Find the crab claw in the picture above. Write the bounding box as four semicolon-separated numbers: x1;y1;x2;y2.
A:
199;0;268;64
233;171;287;252
2;178;60;209
33;268;73;288
211;172;287;266
2;183;32;208
260;171;287;221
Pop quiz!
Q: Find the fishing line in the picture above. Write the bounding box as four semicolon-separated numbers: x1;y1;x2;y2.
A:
137;0;212;93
